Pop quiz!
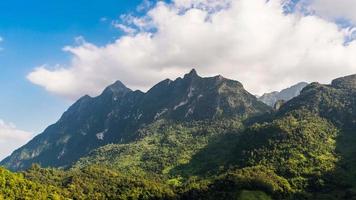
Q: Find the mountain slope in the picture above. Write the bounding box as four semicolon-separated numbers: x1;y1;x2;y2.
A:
71;74;356;199
73;119;244;177
1;69;271;171
1;80;142;171
259;82;308;107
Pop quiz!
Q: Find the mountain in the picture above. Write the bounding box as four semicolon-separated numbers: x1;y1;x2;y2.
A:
3;71;356;199
258;82;308;107
44;73;356;199
1;69;271;171
71;76;349;199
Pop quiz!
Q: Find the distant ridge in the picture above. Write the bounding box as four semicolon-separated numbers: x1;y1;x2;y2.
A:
258;82;308;107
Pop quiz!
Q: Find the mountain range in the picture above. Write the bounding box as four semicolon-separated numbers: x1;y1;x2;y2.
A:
2;70;356;200
1;69;270;171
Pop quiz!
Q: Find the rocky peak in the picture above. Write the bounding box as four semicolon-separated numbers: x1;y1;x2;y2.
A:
102;80;132;99
183;68;199;79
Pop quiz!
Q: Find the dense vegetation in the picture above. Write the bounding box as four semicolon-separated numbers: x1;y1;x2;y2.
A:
0;111;349;199
0;167;63;199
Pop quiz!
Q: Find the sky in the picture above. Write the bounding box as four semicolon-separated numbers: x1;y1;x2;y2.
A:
1;0;356;160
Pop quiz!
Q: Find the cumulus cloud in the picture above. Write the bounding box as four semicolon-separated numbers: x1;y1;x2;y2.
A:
0;120;33;160
27;0;356;99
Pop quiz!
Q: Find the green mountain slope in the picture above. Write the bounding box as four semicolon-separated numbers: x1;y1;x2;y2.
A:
69;110;339;199
73;119;244;177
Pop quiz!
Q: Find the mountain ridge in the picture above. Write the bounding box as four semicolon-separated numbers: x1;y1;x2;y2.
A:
1;69;271;171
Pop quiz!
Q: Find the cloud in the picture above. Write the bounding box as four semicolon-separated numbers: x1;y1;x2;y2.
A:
27;0;356;99
302;0;356;24
136;0;154;12
112;21;137;35
0;120;33;160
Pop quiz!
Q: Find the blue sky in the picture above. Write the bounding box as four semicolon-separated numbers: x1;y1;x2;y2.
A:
0;0;150;133
0;0;356;160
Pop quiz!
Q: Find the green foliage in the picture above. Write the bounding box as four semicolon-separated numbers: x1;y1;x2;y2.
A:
23;165;174;200
176;166;283;200
235;111;339;189
0;167;63;199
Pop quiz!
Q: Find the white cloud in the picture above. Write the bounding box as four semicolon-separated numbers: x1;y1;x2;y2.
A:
136;0;154;12
303;0;356;24
27;0;356;99
0;120;33;160
112;21;137;35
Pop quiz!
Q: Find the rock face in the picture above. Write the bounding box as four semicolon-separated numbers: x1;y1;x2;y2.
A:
1;69;271;171
273;99;285;110
259;82;308;107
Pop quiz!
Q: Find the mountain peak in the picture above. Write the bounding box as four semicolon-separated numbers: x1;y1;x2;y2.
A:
184;68;199;79
103;80;131;94
110;80;128;89
331;74;356;89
